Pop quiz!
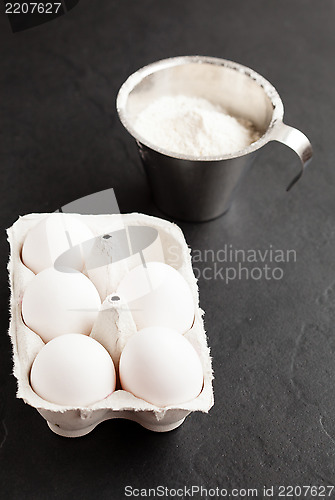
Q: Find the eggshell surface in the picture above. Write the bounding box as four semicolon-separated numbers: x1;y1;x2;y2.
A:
116;262;195;333
21;213;94;274
119;327;204;407
30;334;116;406
22;267;101;343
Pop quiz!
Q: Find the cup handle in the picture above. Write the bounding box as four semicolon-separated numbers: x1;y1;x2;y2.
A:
271;122;313;191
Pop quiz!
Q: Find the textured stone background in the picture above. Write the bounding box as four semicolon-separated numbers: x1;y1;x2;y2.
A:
1;1;334;497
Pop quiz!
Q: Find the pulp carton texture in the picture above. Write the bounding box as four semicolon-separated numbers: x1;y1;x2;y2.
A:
7;213;214;437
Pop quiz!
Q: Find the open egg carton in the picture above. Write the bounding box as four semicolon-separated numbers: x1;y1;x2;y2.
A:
7;212;214;437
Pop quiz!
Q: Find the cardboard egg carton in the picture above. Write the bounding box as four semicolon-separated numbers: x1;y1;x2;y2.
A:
7;212;214;437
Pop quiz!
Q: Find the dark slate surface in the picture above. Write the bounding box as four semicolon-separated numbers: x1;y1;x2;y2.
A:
0;1;334;498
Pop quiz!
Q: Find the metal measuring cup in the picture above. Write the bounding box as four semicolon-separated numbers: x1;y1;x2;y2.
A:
117;56;312;222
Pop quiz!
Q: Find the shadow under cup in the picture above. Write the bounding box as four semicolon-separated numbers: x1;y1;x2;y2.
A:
117;56;312;222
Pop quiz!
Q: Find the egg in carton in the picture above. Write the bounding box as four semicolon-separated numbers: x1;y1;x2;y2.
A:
7;212;214;437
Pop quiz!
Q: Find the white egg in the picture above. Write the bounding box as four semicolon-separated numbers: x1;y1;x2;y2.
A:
22;268;101;343
119;327;203;407
116;262;195;333
21;213;94;274
30;334;116;406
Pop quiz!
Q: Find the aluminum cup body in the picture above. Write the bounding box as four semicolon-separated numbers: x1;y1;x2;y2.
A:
138;142;257;221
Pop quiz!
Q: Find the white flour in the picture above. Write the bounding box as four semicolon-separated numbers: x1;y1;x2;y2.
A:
133;95;261;157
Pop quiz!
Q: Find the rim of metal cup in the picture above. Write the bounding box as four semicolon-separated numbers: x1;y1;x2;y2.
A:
116;55;285;162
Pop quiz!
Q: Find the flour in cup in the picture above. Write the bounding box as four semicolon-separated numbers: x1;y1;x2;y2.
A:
133;95;261;157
